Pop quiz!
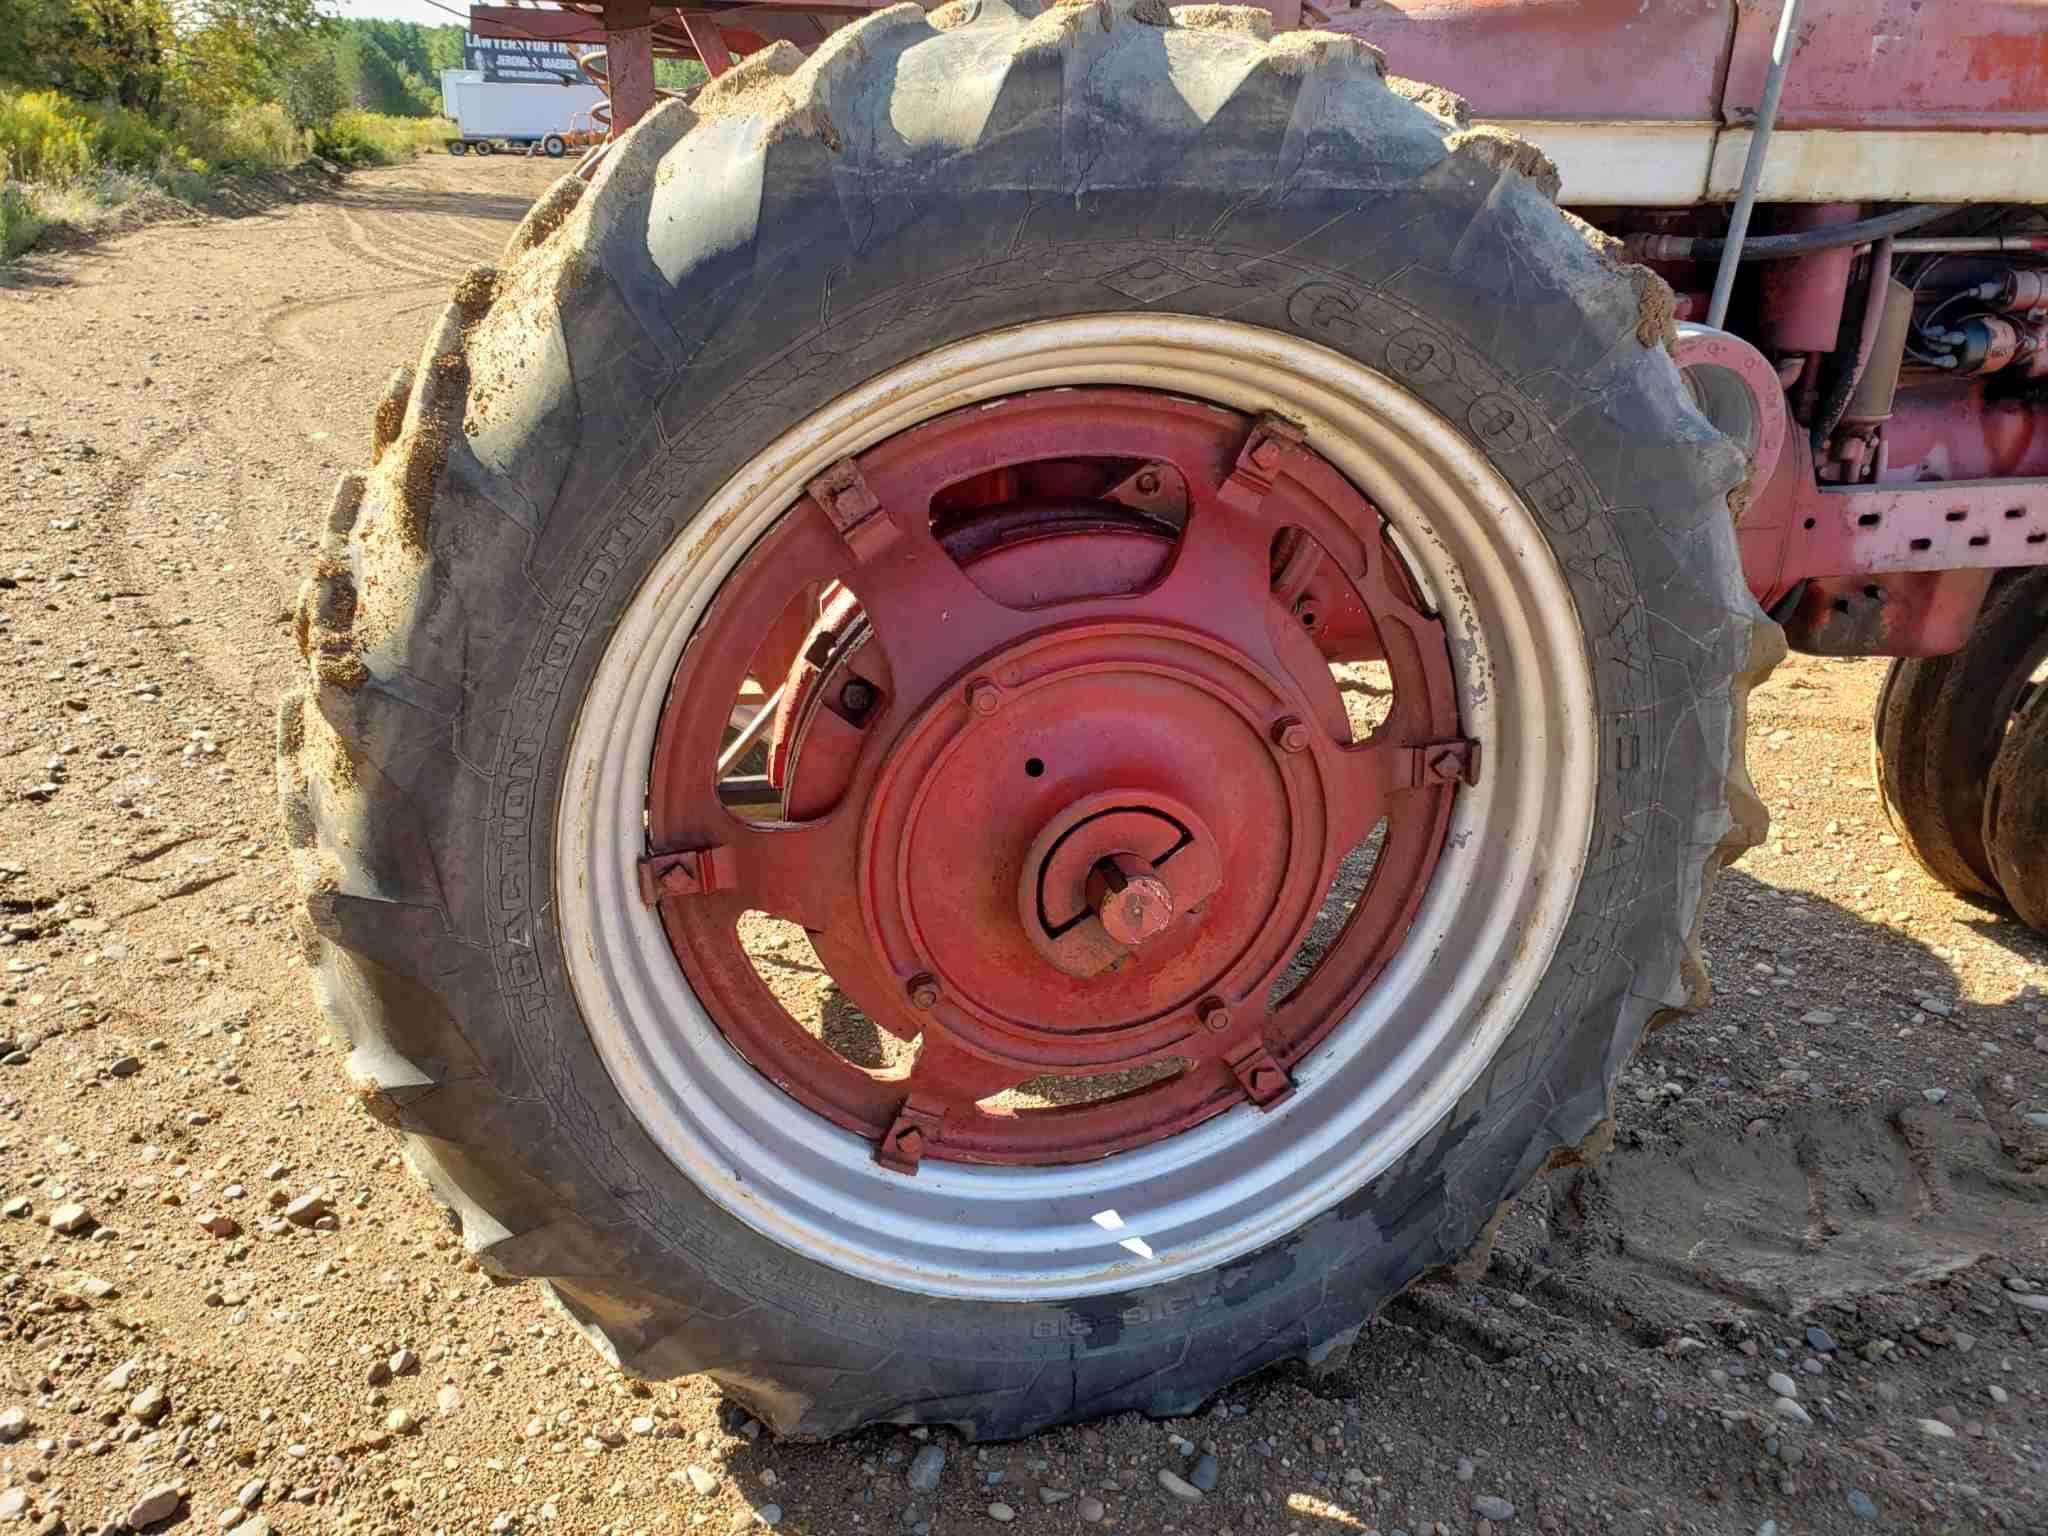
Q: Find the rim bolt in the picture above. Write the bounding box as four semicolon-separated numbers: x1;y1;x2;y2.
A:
1135;469;1162;495
840;678;875;714
907;974;941;1010
1198;997;1231;1033
965;678;1003;716
1271;716;1311;754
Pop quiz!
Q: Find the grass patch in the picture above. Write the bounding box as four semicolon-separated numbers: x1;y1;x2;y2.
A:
311;110;451;167
2;88;449;261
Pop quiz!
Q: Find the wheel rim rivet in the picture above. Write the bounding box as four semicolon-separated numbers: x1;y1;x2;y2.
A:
1271;716;1311;754
965;679;1003;716
907;974;941;1010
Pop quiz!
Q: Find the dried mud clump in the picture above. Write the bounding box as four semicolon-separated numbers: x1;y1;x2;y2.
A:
1264;30;1384;76
1170;5;1272;39
503;175;585;264
1446;124;1561;201
1389;75;1469;128
369;368;413;466
1563;209;1678;352
451;265;500;319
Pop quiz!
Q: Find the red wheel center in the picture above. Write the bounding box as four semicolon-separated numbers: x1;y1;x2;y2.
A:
642;387;1472;1169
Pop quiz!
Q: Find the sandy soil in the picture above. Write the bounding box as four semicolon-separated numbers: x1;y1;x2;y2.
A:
0;155;2044;1536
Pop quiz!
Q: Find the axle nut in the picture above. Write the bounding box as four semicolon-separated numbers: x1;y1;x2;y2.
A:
965;678;1003;717
1271;716;1311;754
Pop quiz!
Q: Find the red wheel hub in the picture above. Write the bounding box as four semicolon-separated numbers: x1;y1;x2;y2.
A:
642;389;1474;1169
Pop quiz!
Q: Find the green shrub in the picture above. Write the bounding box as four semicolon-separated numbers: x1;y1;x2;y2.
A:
0;90;95;182
312;109;448;166
0;179;44;260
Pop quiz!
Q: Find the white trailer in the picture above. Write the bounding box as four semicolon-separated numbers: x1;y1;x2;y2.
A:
439;70;607;158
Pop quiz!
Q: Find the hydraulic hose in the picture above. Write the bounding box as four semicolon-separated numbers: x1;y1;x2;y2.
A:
1631;204;1958;265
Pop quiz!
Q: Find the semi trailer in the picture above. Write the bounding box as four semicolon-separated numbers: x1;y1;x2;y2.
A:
437;68;606;155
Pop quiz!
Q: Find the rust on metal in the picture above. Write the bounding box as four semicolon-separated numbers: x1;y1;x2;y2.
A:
636;845;738;905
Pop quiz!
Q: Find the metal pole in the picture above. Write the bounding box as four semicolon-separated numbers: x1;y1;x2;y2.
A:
1706;0;1805;330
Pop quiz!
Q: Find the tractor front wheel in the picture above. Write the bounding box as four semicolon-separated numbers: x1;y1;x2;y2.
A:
279;0;1774;1439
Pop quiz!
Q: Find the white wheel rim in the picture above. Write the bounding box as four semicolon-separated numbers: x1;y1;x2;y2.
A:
557;316;1597;1301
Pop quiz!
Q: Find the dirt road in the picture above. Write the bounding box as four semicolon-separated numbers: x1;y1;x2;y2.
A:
1;155;2044;1536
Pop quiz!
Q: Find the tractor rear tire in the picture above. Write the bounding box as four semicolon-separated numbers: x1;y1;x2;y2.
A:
542;133;567;158
1873;566;2048;902
278;0;1776;1440
1986;685;2048;933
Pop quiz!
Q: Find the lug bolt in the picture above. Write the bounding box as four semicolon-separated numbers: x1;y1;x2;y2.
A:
1198;997;1231;1033
1271;716;1311;754
1135;469;1162;495
840;678;875;714
907;974;940;1010
965;678;1002;717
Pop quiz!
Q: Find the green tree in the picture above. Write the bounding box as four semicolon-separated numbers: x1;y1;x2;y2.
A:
272;35;345;128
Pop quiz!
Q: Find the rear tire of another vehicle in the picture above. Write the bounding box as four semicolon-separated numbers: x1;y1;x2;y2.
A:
1873;566;2048;902
278;0;1777;1441
474;139;494;156
542;134;567;158
1986;686;2048;934
448;140;468;156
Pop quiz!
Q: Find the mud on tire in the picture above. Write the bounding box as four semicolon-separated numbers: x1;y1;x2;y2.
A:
278;0;1778;1439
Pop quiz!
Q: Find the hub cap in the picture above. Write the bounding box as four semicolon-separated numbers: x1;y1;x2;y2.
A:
644;390;1463;1166
557;317;1597;1298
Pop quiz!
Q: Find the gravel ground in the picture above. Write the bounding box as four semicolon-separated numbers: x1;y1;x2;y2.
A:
0;155;2044;1536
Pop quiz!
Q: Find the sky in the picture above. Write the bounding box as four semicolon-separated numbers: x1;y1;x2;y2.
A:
328;0;473;27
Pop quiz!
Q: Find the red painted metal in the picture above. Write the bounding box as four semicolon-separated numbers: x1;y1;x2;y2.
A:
1325;0;1732;123
1780;569;1997;657
1758;206;1861;355
1725;0;2048;131
643;389;1467;1168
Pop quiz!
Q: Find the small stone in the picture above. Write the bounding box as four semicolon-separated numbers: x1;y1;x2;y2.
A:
1804;1325;1837;1353
365;1360;390;1386
47;1202;91;1234
1189;1453;1218;1492
125;1484;182;1529
1473;1496;1514;1522
227;1521;272;1536
908;1443;945;1493
197;1211;239;1238
1766;1372;1797;1398
284;1194;328;1226
0;1487;26;1521
1951;1331;1974;1353
2008;1292;2048;1312
686;1465;718;1495
0;1407;28;1442
1157;1469;1202;1503
235;1478;265;1510
987;1504;1015;1523
0;1197;27;1219
1077;1496;1105;1523
389;1347;417;1376
1921;1087;1947;1104
1772;1397;1810;1426
385;1407;418;1435
755;1505;782;1528
1845;1489;1878;1520
1987;1385;2009;1405
436;1384;462;1415
1456;1457;1475;1482
1037;1486;1069;1505
1914;1418;1955;1440
129;1384;167;1424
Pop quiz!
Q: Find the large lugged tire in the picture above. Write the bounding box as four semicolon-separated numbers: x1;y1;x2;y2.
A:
278;0;1777;1440
1986;686;2048;933
1873;566;2048;902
